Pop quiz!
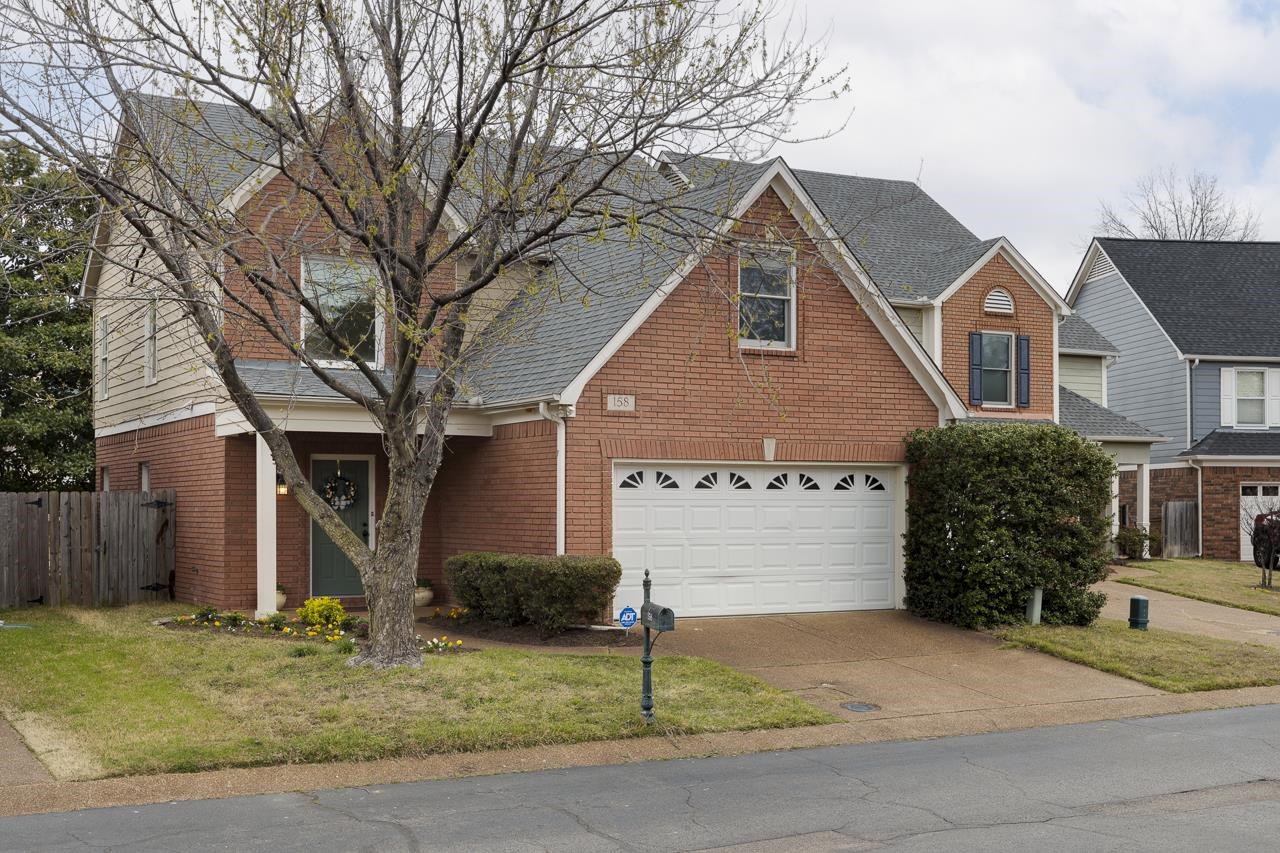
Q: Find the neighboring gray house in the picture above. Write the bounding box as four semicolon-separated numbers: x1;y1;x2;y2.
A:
1069;237;1280;561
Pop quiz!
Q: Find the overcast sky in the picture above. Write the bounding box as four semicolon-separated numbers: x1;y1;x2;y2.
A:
773;0;1280;291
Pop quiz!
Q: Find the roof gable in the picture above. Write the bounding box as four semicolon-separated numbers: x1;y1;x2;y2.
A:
1089;238;1280;358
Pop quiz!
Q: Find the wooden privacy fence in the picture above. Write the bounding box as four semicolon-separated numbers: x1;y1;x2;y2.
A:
1162;500;1200;559
0;490;176;608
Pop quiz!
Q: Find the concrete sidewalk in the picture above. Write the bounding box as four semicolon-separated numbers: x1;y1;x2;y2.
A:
1099;566;1280;648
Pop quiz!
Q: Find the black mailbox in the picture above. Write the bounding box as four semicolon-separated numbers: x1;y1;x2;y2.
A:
640;602;675;632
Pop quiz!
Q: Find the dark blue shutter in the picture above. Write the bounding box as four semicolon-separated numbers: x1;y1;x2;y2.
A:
968;332;983;405
1017;335;1031;408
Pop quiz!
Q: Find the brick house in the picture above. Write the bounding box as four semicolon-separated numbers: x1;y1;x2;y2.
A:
88;96;1157;617
1070;238;1280;561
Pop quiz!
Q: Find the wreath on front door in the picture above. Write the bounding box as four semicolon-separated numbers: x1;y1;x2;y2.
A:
323;472;358;510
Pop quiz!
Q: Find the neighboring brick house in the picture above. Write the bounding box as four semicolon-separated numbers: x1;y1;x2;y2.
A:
88;95;1156;617
1070;237;1280;561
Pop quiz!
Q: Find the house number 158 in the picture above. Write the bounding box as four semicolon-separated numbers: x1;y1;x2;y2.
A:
606;394;636;412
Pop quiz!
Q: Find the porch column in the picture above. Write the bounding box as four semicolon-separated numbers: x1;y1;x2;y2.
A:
255;433;278;617
1110;472;1121;554
1136;462;1151;558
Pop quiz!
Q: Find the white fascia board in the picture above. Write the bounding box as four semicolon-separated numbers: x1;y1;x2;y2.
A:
1183;354;1280;364
80;211;107;299
94;402;218;438
1184;456;1280;466
1059;347;1120;358
559;158;970;422
1086;434;1166;444
1065;240;1102;305
214;396;493;437
935;238;1071;315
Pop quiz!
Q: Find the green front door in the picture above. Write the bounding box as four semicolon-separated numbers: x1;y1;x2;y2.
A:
311;458;369;597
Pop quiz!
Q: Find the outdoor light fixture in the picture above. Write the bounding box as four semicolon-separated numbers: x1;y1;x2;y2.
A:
276;473;289;496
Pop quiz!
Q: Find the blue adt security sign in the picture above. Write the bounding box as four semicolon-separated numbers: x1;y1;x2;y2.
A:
619;606;637;628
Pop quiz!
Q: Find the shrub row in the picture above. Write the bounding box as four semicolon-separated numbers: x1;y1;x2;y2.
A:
443;552;622;636
904;422;1115;628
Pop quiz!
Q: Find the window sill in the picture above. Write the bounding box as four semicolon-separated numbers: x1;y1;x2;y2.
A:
738;342;798;357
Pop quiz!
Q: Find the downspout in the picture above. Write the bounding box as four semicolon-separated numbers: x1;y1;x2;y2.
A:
1189;457;1204;557
1189;358;1201;556
539;402;567;555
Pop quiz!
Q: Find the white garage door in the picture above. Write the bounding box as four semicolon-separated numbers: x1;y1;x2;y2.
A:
612;463;898;617
1240;483;1280;561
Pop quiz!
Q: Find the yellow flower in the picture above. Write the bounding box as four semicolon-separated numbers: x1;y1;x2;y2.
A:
213;621;221;627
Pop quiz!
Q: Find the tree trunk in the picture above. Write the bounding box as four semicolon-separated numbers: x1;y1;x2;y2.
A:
347;453;427;669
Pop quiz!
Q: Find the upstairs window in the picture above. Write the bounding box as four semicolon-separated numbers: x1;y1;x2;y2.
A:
738;248;795;349
1236;370;1266;427
301;257;383;367
969;332;1031;408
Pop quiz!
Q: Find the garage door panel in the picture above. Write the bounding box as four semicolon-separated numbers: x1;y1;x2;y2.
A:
689;505;722;532
614;464;897;616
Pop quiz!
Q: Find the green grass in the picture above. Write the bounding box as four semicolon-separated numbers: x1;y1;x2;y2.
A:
0;605;834;777
999;619;1280;693
1116;558;1280;616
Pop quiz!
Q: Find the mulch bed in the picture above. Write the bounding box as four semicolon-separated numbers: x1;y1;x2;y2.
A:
416;615;644;647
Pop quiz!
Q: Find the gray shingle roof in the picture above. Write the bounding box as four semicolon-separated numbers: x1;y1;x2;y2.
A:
1181;429;1280;457
675;157;992;301
1058;387;1162;441
235;359;440;400
463;162;769;404
1096;238;1280;357
1059;314;1118;354
125;93;278;208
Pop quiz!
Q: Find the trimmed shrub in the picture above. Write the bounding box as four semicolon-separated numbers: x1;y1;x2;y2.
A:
1113;526;1151;560
295;596;346;627
904;422;1115;628
444;552;622;636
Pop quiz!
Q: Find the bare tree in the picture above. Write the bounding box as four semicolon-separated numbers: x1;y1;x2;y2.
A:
1097;165;1261;241
0;0;842;666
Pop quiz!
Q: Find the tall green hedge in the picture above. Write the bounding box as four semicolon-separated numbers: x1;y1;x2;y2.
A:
444;552;622;636
904;422;1115;628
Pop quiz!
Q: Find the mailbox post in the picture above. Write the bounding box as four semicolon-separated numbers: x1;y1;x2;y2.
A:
639;569;675;723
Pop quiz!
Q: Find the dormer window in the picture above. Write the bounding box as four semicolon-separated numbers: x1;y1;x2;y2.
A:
301;257;384;368
738;247;795;349
983;288;1014;314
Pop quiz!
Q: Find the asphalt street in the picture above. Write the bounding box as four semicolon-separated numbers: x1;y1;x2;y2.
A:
5;704;1280;852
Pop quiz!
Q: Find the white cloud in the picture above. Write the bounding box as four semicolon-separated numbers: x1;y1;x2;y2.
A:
773;0;1280;289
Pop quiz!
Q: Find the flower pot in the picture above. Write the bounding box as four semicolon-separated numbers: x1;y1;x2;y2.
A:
275;591;286;611
414;587;434;608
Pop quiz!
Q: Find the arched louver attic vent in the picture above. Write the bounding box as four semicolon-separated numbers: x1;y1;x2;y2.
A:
983;288;1014;314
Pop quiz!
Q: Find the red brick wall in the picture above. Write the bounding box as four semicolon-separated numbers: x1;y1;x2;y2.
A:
940;254;1056;419
428;421;557;599
564;188;939;556
1203;465;1280;561
95;415;232;604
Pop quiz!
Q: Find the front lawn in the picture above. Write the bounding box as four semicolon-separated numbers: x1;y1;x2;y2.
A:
998;619;1280;693
1115;558;1280;616
0;605;833;777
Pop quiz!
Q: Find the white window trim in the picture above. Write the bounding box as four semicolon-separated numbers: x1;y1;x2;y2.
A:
139;462;150;492
1221;366;1280;430
979;330;1014;408
143;299;158;385
97;314;110;401
299;256;386;370
737;245;797;351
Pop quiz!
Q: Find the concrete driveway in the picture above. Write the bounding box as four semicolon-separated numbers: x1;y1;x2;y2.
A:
659;611;1162;722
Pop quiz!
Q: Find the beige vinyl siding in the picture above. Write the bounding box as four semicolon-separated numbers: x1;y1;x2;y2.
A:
92;216;220;431
1058;355;1106;406
895;307;924;346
